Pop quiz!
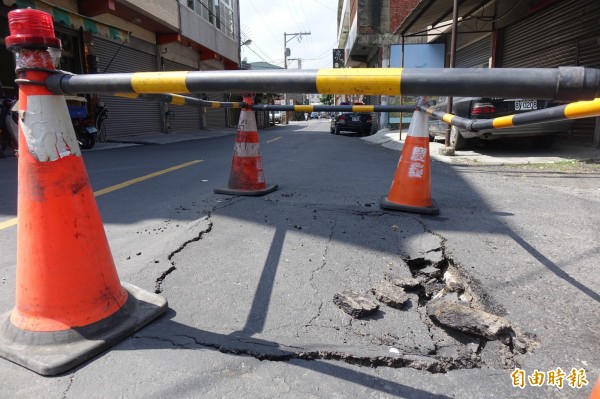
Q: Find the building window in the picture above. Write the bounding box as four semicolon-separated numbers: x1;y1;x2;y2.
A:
186;0;234;39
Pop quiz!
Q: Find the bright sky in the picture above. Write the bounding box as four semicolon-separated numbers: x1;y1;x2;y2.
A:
239;0;338;70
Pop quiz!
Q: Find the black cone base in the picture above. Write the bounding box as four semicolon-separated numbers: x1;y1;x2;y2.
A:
214;184;278;196
0;282;167;376
380;196;439;215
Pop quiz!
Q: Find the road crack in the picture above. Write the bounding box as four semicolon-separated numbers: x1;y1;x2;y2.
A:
154;217;214;294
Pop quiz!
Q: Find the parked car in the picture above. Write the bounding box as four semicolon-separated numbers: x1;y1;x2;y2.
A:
272;111;282;124
427;97;574;149
330;103;373;136
310;112;319;119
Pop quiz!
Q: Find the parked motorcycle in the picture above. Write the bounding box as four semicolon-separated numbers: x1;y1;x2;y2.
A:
0;85;18;157
67;96;99;150
1;90;108;154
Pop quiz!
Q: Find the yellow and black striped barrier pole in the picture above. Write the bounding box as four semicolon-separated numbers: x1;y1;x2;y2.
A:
118;93;417;113
420;98;600;132
116;93;247;109
46;67;600;102
252;104;416;113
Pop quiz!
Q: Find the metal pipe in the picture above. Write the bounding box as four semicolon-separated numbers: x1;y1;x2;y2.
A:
120;93;247;109
46;67;600;102
128;92;417;113
445;0;459;147
252;104;417;113
420;98;600;133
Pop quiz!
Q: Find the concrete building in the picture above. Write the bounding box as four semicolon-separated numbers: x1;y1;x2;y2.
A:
397;0;600;148
335;0;420;130
337;0;600;147
0;0;241;138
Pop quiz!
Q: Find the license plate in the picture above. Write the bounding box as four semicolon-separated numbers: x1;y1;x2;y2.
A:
86;126;98;133
352;117;359;122
514;100;537;111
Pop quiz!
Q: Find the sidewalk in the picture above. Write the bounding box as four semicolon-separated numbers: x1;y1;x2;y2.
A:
364;128;600;165
92;127;238;151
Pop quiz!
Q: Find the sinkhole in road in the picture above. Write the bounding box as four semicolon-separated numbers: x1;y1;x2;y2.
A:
146;199;537;373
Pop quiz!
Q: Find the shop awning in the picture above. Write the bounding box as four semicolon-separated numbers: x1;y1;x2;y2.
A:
3;0;129;42
396;0;491;36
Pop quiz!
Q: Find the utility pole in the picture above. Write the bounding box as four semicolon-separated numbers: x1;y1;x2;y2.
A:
288;58;302;69
283;31;310;123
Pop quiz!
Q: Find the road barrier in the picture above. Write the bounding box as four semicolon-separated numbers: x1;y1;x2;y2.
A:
420;99;600;132
118;92;246;109
0;7;167;376
46;67;600;102
214;94;277;196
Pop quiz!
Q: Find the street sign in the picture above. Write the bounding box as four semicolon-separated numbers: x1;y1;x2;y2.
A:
333;49;344;68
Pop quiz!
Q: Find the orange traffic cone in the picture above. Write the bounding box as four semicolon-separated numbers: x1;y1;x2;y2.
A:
380;110;439;215
0;9;167;376
214;94;277;196
591;377;600;399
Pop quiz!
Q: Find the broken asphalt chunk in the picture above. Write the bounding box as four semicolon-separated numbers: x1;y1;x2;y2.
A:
333;290;379;318
384;274;421;290
427;300;514;342
371;281;410;309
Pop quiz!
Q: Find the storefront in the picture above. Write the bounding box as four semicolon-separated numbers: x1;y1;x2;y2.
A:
500;0;600;142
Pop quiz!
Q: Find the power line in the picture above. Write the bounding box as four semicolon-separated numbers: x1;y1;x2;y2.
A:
247;0;280;43
311;0;336;12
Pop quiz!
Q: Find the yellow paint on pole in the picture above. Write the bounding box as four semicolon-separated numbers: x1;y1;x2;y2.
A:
170;95;186;106
295;105;313;112
211;103;221;109
316;68;402;95
131;71;190;93
352;105;374;112
442;114;454;124
116;93;139;99
492;115;515;128
564;98;600;119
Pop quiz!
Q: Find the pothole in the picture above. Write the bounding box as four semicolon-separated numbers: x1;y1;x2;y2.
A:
332;229;538;372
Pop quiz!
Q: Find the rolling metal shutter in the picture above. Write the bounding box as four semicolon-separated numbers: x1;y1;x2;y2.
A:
501;0;600;68
162;59;201;132
501;0;600;142
455;35;491;68
572;37;600;141
205;92;227;128
94;38;162;137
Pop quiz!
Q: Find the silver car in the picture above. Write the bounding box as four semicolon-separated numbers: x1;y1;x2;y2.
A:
428;97;574;149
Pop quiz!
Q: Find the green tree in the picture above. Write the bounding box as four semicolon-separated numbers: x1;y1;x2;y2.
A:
319;94;334;105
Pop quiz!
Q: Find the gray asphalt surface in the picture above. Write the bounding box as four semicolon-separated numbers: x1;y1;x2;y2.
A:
0;119;598;398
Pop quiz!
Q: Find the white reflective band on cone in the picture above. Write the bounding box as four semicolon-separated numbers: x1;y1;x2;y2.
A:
238;109;258;132
21;96;81;161
407;111;429;138
234;142;261;157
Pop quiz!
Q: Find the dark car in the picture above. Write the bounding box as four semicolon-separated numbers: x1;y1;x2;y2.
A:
330;103;373;136
428;97;574;149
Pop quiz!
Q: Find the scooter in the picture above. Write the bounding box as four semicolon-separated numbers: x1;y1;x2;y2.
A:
67;96;99;150
1;90;108;154
0;85;18;157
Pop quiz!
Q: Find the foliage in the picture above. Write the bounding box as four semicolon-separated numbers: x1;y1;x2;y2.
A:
319;94;334;105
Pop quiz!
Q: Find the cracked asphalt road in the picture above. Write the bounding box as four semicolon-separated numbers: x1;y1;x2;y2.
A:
0;121;598;398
